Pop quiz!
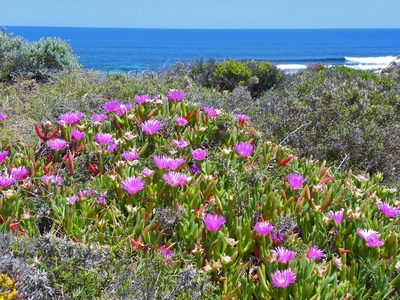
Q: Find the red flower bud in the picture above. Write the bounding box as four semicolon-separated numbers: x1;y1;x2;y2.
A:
278;155;293;167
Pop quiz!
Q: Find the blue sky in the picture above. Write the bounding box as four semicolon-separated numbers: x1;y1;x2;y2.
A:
2;0;400;29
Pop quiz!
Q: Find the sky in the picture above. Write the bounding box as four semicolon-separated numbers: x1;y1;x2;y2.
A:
2;0;400;29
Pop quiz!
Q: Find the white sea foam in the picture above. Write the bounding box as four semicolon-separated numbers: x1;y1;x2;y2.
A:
345;56;396;65
276;64;307;70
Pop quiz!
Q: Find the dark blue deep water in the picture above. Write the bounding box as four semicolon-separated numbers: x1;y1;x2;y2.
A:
4;26;400;73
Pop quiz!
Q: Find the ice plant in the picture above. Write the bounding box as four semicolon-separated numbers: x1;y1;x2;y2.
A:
0;150;8;163
153;155;185;171
307;246;325;260
378;202;400;218
103;100;120;113
330;210;344;225
117;103;132;116
235;114;250;126
203;107;217;118
71;129;85;140
175;116;188;126
287;173;305;189
271;269;296;288
357;228;384;248
203;213;226;232
191;148;207;161
163;171;186;187
48;138;67;151
167;89;185;101
140;119;162;135
120;177;145;195
11;166;29;180
107;143;118;152
141;167;154;177
0;113;7;120
57;111;84;125
67;195;79;205
41;174;63;185
158;245;174;264
271;247;296;263
0;175;15;188
94;132;114;145
234;142;253;158
171;139;190;149
92;114;107;122
253;221;273;236
121;151;139;161
134;94;151;104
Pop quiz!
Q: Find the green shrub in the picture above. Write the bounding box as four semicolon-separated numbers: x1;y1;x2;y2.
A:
0;28;80;82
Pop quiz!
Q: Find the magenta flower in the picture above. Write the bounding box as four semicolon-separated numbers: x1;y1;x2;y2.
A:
378;202;400;218
167;90;185;101
271;232;285;243
234;142;253;158
287;173;305;189
0;151;8;163
163;171;187;187
254;221;273;236
140;119;162;135
11;166;29;180
203;107;217;118
120;176;145;194
0;175;15;187
121;151;139;161
153;155;185;171
158;245;174;264
190;164;201;174
41;174;63;185
107;143;118;153
103;100;120;113
71;129;85;140
203;213;226;232
235;114;250;123
117;103;132;116
67;195;79;205
366;238;385;248
94;132;114;145
48;138;67;151
134;94;151;104
57;111;84;125
171;139;190;149
175;116;188;126
271;247;296;263
307;246;325;260
271;269;296;288
0;113;7;120
141;167;154;177
357;228;384;248
330;210;344;225
92;114;107;123
96;193;106;205
191;148;207;161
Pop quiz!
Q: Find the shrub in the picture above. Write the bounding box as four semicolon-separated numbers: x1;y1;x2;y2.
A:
0;28;80;82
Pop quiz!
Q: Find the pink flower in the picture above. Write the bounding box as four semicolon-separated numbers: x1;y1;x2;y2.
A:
120;176;145;194
203;213;226;231
141;167;154;177
287;173;305;189
71;129;85;140
171;139;190;149
203;107;217;118
94;133;114;145
378;202;400;218
11;166;29;180
167;90;185;101
0;175;15;187
330;210;344;225
117;103;132;116
0;113;7;120
48;138;67;151
96;193;106;205
357;228;384;248
234;142;253;158
103;100;120;113
366;238;384;248
107;143;118;152
191;148;207;161
163;171;186;187
307;246;325;260
271;269;296;288
134;94;151;104
67;195;79;205
253;221;273;235
174;116;188;126
271;247;296;263
158;245;174;264
271;232;285;243
121;151;139;161
140;119;162;135
0;151;8;163
92;114;107;122
41;174;63;185
57;111;84;125
234;114;250;123
153;156;185;171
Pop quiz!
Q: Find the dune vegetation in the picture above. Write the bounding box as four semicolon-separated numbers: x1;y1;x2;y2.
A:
1;30;400;299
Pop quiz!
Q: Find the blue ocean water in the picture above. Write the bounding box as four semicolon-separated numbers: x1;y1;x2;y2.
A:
4;26;400;73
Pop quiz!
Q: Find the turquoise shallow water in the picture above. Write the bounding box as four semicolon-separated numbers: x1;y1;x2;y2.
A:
5;26;400;73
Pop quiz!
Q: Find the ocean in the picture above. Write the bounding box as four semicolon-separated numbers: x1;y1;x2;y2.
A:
4;26;400;73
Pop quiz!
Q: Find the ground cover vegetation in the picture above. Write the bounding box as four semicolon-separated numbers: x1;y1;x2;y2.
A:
1;32;400;299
